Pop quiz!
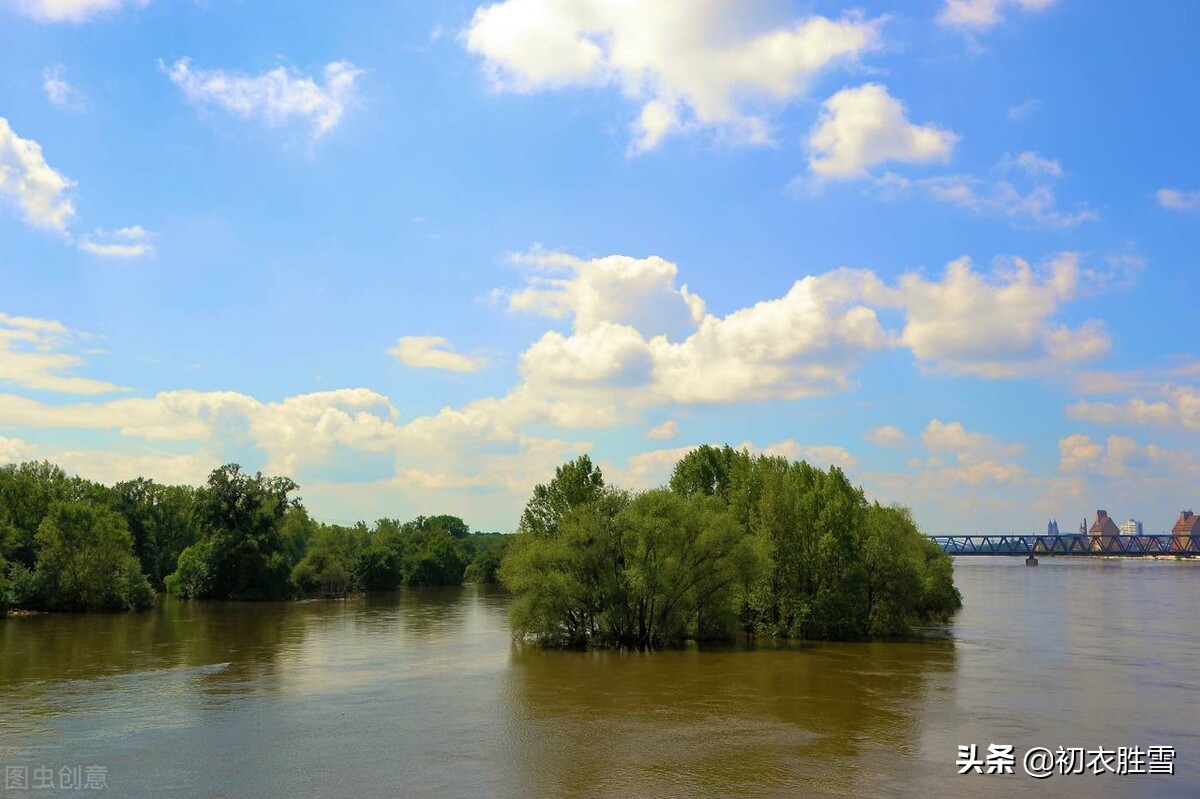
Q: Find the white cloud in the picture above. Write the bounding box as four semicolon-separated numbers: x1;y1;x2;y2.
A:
463;0;882;151
751;438;858;469
0;116;75;233
78;225;154;258
162;58;364;141
894;253;1109;378
0;311;123;394
646;419;678;440
1067;386;1200;432
388;336;485;373
12;0;145;23
807;84;958;179
507;249;704;338
865;424;906;447
0;435;36;464
937;0;1056;31
511;254;889;405
43;64;84;110
917;419;1025;485
1157;188;1200;212
876;151;1097;229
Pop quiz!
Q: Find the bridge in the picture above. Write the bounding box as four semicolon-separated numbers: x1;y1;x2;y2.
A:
930;534;1199;564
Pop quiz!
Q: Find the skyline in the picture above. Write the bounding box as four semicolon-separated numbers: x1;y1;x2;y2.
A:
1;0;1199;533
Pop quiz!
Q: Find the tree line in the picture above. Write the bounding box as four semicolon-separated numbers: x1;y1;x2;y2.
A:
0;461;508;615
501;446;962;648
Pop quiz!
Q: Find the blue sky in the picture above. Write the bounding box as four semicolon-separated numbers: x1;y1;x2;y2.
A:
1;0;1198;533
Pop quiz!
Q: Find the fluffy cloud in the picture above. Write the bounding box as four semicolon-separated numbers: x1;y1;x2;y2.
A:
508;249;704;338
865;424;906;447
916;419;1025;485
0;435;36;464
0;116;75;232
463;0;882;151
875;151;1097;228
1067;385;1200;432
1157;188;1200;212
78;225;154;258
0;312;123;394
388;336;485;373
894;253;1109;377
11;0;144;23
937;0;1056;30
807;84;957;179
511;254;888;406
162;58;364;141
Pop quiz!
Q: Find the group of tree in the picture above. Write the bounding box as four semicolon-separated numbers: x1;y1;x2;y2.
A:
0;461;507;615
500;447;962;649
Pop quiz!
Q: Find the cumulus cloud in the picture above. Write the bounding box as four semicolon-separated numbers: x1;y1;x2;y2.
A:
510;253;889;406
0;312;123;394
0;116;75;232
918;419;1025;485
388;336;485;373
463;0;882;151
161;58;364;141
807;84;958;179
78;225;154;258
865;424;906;447
894;253;1109;377
874;151;1097;229
1157;188;1200;212
11;0;145;23
937;0;1056;31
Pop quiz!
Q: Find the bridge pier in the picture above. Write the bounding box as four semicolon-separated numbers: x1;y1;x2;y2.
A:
1025;555;1038;567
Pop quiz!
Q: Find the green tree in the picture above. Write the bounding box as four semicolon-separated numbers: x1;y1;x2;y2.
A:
112;479;201;590
30;500;153;611
517;455;605;538
166;464;300;600
404;529;467;586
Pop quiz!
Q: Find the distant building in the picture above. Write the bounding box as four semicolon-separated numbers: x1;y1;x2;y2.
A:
1047;518;1060;535
1120;518;1143;537
1171;510;1198;552
1090;510;1120;550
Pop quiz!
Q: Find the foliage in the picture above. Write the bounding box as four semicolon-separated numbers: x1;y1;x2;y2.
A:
167;465;299;600
463;538;509;584
517;455;605;538
112;479;201;590
503;447;963;648
28;501;154;611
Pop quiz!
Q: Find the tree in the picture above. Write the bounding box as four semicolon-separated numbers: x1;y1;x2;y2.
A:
166;464;299;600
112;479;201;590
404;529;467;586
517;455;605;538
505;449;963;648
30;500;153;611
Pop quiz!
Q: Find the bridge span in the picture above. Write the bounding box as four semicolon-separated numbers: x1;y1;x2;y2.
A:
930;534;1199;562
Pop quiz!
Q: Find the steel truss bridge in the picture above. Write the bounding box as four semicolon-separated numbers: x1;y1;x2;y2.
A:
930;534;1200;558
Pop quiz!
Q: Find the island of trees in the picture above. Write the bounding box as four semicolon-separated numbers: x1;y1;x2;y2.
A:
0;447;962;648
502;447;961;648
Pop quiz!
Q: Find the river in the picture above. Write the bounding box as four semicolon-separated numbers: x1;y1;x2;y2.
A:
1;558;1197;798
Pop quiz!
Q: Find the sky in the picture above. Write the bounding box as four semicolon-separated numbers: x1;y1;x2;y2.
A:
1;0;1198;534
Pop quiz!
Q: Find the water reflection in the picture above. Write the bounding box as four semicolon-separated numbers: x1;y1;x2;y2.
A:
503;639;956;797
2;566;1197;798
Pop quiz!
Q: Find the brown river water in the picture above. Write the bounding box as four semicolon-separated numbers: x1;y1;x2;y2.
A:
1;558;1197;798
